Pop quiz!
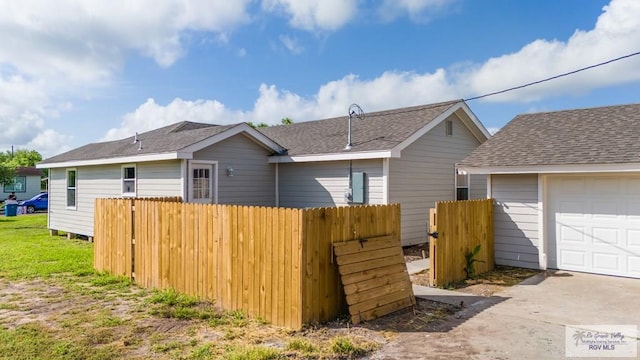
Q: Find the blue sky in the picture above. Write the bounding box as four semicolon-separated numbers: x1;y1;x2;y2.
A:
1;0;639;158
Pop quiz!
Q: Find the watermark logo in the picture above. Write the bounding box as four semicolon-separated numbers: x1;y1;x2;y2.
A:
566;325;637;358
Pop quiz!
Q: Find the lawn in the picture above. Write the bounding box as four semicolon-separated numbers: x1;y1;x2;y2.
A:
0;215;389;359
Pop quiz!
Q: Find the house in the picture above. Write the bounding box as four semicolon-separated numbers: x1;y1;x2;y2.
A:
458;103;640;279
1;167;43;201
37;123;284;237
260;100;490;245
38;100;490;245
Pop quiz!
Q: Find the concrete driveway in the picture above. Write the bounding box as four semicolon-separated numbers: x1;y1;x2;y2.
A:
370;271;640;359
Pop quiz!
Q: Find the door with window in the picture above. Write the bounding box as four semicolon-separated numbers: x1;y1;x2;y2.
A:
189;162;216;204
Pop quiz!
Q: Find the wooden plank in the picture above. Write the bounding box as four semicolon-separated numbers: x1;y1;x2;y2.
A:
338;253;405;275
343;270;409;295
332;235;397;256
335;246;402;266
346;277;412;304
352;297;414;324
333;231;413;324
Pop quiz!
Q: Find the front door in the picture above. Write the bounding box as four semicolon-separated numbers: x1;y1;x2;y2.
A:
189;162;216;203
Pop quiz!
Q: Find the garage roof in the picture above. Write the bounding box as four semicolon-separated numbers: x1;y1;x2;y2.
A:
459;103;640;172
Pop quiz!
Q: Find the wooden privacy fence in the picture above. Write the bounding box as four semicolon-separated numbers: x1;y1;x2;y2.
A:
94;199;400;328
428;199;494;286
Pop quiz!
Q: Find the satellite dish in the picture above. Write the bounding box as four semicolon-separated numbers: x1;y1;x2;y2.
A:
345;104;365;150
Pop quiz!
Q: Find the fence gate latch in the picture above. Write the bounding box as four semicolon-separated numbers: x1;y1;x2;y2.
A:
358;238;368;248
428;231;439;239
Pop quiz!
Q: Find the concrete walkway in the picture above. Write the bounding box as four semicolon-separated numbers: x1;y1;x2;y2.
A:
405;258;429;274
412;284;486;307
371;271;640;359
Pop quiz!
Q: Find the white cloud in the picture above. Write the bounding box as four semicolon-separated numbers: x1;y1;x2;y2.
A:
104;0;640;143
279;35;304;54
105;70;458;139
458;0;640;102
0;0;252;157
262;0;358;31
378;0;456;22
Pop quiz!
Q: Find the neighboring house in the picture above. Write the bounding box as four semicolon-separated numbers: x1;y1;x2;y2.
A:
458;103;640;279
38;100;490;245
1;167;43;201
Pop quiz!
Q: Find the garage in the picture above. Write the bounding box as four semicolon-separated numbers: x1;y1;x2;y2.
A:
547;175;640;278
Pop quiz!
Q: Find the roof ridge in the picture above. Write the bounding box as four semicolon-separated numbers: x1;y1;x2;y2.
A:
515;102;640;118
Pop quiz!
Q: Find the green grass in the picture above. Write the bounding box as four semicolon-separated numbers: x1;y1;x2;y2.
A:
0;215;94;279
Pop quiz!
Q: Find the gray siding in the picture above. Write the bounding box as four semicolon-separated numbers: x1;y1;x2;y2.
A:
470;174;487;199
389;114;483;246
278;159;384;208
48;160;182;237
194;134;275;206
1;175;42;201
491;174;540;269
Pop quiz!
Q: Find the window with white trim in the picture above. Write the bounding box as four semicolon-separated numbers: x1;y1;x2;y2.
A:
455;169;469;201
66;169;77;208
122;165;136;196
446;120;453;136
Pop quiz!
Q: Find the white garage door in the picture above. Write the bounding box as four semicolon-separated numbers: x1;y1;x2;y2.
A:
548;175;640;278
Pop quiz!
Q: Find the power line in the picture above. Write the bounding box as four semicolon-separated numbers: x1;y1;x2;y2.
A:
464;50;640;102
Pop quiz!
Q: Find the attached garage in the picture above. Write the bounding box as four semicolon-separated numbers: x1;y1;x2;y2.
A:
547;174;640;278
458;103;640;279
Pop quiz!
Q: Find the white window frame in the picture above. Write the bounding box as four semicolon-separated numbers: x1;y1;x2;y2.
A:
455;168;469;201
188;161;218;204
121;164;137;197
66;168;77;209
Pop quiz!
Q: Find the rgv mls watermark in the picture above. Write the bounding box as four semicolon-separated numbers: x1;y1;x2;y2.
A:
566;325;637;358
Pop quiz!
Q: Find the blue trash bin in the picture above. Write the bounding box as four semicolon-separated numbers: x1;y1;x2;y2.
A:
5;204;17;217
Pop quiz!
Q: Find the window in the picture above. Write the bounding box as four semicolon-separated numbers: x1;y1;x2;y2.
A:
192;168;211;199
446;120;453;136
66;169;77;208
122;165;136;196
456;169;469;201
3;176;26;193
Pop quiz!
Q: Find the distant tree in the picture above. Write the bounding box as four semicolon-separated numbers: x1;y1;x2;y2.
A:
247;121;269;129
0;149;44;186
1;149;42;167
0;164;15;186
280;117;294;125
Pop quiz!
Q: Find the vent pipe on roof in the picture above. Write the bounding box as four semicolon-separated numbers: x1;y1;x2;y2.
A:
138;140;143;151
132;132;139;144
345;104;365;150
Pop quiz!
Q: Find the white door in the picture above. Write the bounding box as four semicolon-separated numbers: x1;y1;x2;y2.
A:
547;174;640;278
189;162;216;204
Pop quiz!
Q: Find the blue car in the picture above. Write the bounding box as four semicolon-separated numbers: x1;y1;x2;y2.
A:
19;193;48;213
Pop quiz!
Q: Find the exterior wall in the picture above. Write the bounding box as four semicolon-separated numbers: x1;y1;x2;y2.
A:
389;114;484;246
1;175;42;201
470;174;487;199
194;134;276;206
48;160;182;237
491;174;540;269
278;159;384;208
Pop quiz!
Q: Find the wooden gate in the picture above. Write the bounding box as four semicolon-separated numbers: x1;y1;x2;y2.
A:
428;199;494;286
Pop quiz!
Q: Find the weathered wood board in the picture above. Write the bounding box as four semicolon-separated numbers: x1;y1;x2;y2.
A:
333;235;415;324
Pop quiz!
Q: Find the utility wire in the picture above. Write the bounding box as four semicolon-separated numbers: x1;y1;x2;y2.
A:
464;50;640;102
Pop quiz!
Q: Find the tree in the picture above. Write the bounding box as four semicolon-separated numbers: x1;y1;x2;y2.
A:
247;121;269;129
0;148;43;185
0;149;42;167
280;117;294;125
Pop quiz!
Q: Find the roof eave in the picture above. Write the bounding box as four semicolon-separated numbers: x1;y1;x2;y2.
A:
268;150;395;163
457;163;640;175
37;152;190;169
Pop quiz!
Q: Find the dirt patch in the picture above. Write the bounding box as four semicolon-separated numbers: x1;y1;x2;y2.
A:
403;244;428;263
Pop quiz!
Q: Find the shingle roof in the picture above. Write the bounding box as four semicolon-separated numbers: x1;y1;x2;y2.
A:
40;121;239;164
259;100;463;156
459;103;640;168
15;167;43;176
